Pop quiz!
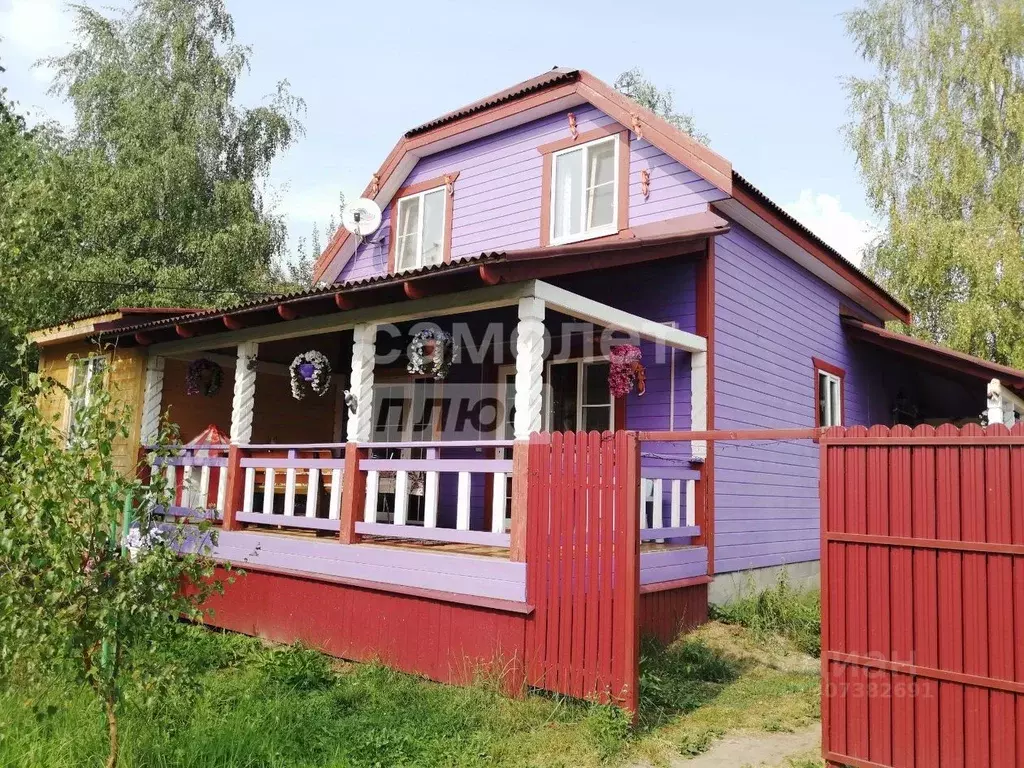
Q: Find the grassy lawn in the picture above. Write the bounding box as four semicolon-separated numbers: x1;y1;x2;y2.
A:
0;585;821;767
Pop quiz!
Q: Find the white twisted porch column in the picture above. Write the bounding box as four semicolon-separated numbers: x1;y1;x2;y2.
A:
230;342;259;445
347;323;377;442
513;297;545;440
690;350;708;459
140;354;165;446
510;297;545;561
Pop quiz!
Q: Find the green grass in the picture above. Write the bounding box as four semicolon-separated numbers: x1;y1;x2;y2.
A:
0;615;821;767
711;573;822;657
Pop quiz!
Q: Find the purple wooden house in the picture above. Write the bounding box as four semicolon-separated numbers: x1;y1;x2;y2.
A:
41;68;1024;688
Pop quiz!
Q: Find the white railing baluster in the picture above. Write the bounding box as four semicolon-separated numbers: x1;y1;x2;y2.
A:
181;465;194;508
198;466;211;509
652;478;663;530
640;478;652;529
306;468;320;518
363;470;379;523
328;468;342;520
283;467;297;517
670;479;682;527
242;467;255;513
491;473;507;534
686;478;696;526
215;467;228;514
165;464;177;496
456;471;471;530
263;468;275;515
423;471;439;528
393;470;409;525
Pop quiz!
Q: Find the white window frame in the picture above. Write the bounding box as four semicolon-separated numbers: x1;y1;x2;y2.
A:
817;369;843;428
394;186;447;272
544;357;617;433
66;354;109;444
548;135;620;246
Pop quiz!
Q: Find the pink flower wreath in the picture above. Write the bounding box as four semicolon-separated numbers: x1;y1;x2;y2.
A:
608;345;646;399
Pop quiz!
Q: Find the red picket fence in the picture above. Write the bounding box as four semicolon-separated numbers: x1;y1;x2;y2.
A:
821;424;1024;768
524;431;641;712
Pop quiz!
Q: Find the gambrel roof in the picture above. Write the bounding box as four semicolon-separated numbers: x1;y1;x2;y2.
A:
313;68;910;324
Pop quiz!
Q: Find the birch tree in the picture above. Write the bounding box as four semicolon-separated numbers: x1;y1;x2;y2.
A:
846;0;1024;365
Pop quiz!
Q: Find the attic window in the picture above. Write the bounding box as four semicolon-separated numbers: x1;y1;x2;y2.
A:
395;186;446;271
538;126;629;247
388;173;459;274
813;358;845;428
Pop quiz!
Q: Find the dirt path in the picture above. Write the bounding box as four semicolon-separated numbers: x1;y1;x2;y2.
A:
638;722;821;767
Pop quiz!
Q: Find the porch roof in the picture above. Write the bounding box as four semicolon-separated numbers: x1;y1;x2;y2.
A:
843;317;1024;392
99;211;725;348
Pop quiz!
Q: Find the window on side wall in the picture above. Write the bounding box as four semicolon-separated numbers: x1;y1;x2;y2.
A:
67;355;108;444
813;359;844;428
549;135;619;244
394;186;447;272
546;359;616;432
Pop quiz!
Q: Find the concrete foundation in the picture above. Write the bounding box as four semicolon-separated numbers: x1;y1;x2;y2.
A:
709;560;821;605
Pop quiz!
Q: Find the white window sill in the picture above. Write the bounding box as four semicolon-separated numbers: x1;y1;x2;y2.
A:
549;226;620;248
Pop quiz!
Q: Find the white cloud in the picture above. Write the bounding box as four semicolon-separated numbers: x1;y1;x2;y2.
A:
0;0;75;81
782;190;878;268
274;182;348;227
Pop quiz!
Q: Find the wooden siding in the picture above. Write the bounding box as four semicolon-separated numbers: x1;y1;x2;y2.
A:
161;359;339;445
712;222;886;573
337;104;726;283
37;341;147;475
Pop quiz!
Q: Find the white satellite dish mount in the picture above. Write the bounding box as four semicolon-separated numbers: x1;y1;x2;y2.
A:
342;198;383;239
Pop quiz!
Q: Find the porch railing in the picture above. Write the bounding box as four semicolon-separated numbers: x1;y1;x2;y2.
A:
149;444;230;520
355;440;515;548
640;458;700;542
235;444;346;532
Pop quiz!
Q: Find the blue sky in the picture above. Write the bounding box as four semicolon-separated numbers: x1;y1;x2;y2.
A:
0;0;878;265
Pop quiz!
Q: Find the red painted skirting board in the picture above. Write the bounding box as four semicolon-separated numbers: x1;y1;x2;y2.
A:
639;574;712;595
638;582;709;645
199;566;529;690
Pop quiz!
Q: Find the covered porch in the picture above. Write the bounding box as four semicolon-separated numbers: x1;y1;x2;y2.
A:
124;254;714;603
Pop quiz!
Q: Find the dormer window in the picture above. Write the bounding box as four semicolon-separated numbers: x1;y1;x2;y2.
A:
538;126;629;247
388;172;459;274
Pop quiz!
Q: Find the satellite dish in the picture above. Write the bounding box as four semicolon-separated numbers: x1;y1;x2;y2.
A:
342;198;383;238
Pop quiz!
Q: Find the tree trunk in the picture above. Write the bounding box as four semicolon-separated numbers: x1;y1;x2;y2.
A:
105;698;118;768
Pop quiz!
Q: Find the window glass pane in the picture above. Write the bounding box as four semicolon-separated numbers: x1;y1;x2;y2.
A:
583;362;611;406
396;196;420;270
830;378;841;426
818;372;829;426
549;363;579;431
587;184;615;229
583;406;611;433
420;189;445;265
588;139;616;186
502;373;516;440
552;148;583;240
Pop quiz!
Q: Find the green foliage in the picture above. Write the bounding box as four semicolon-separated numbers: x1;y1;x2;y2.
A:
615;68;710;144
711;574;822;656
846;0;1024;364
0;362;220;766
0;0;305;404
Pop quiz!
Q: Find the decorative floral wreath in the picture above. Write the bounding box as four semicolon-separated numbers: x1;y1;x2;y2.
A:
608;345;646;399
185;358;223;397
290;350;332;400
407;328;454;380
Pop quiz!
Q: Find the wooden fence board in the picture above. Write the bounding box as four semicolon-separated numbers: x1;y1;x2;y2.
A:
525;430;640;712
821;425;1024;768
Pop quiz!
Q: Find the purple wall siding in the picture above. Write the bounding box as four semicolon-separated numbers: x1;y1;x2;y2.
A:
712;223;882;574
640;546;708;585
335;105;724;283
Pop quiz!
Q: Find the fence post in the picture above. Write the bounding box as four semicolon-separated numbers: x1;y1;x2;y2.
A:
339;443;364;544
221;444;244;531
620;431;641;717
508;441;531;561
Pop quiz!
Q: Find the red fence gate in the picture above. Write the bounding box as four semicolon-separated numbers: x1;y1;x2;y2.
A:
525;431;641;711
821;424;1024;768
